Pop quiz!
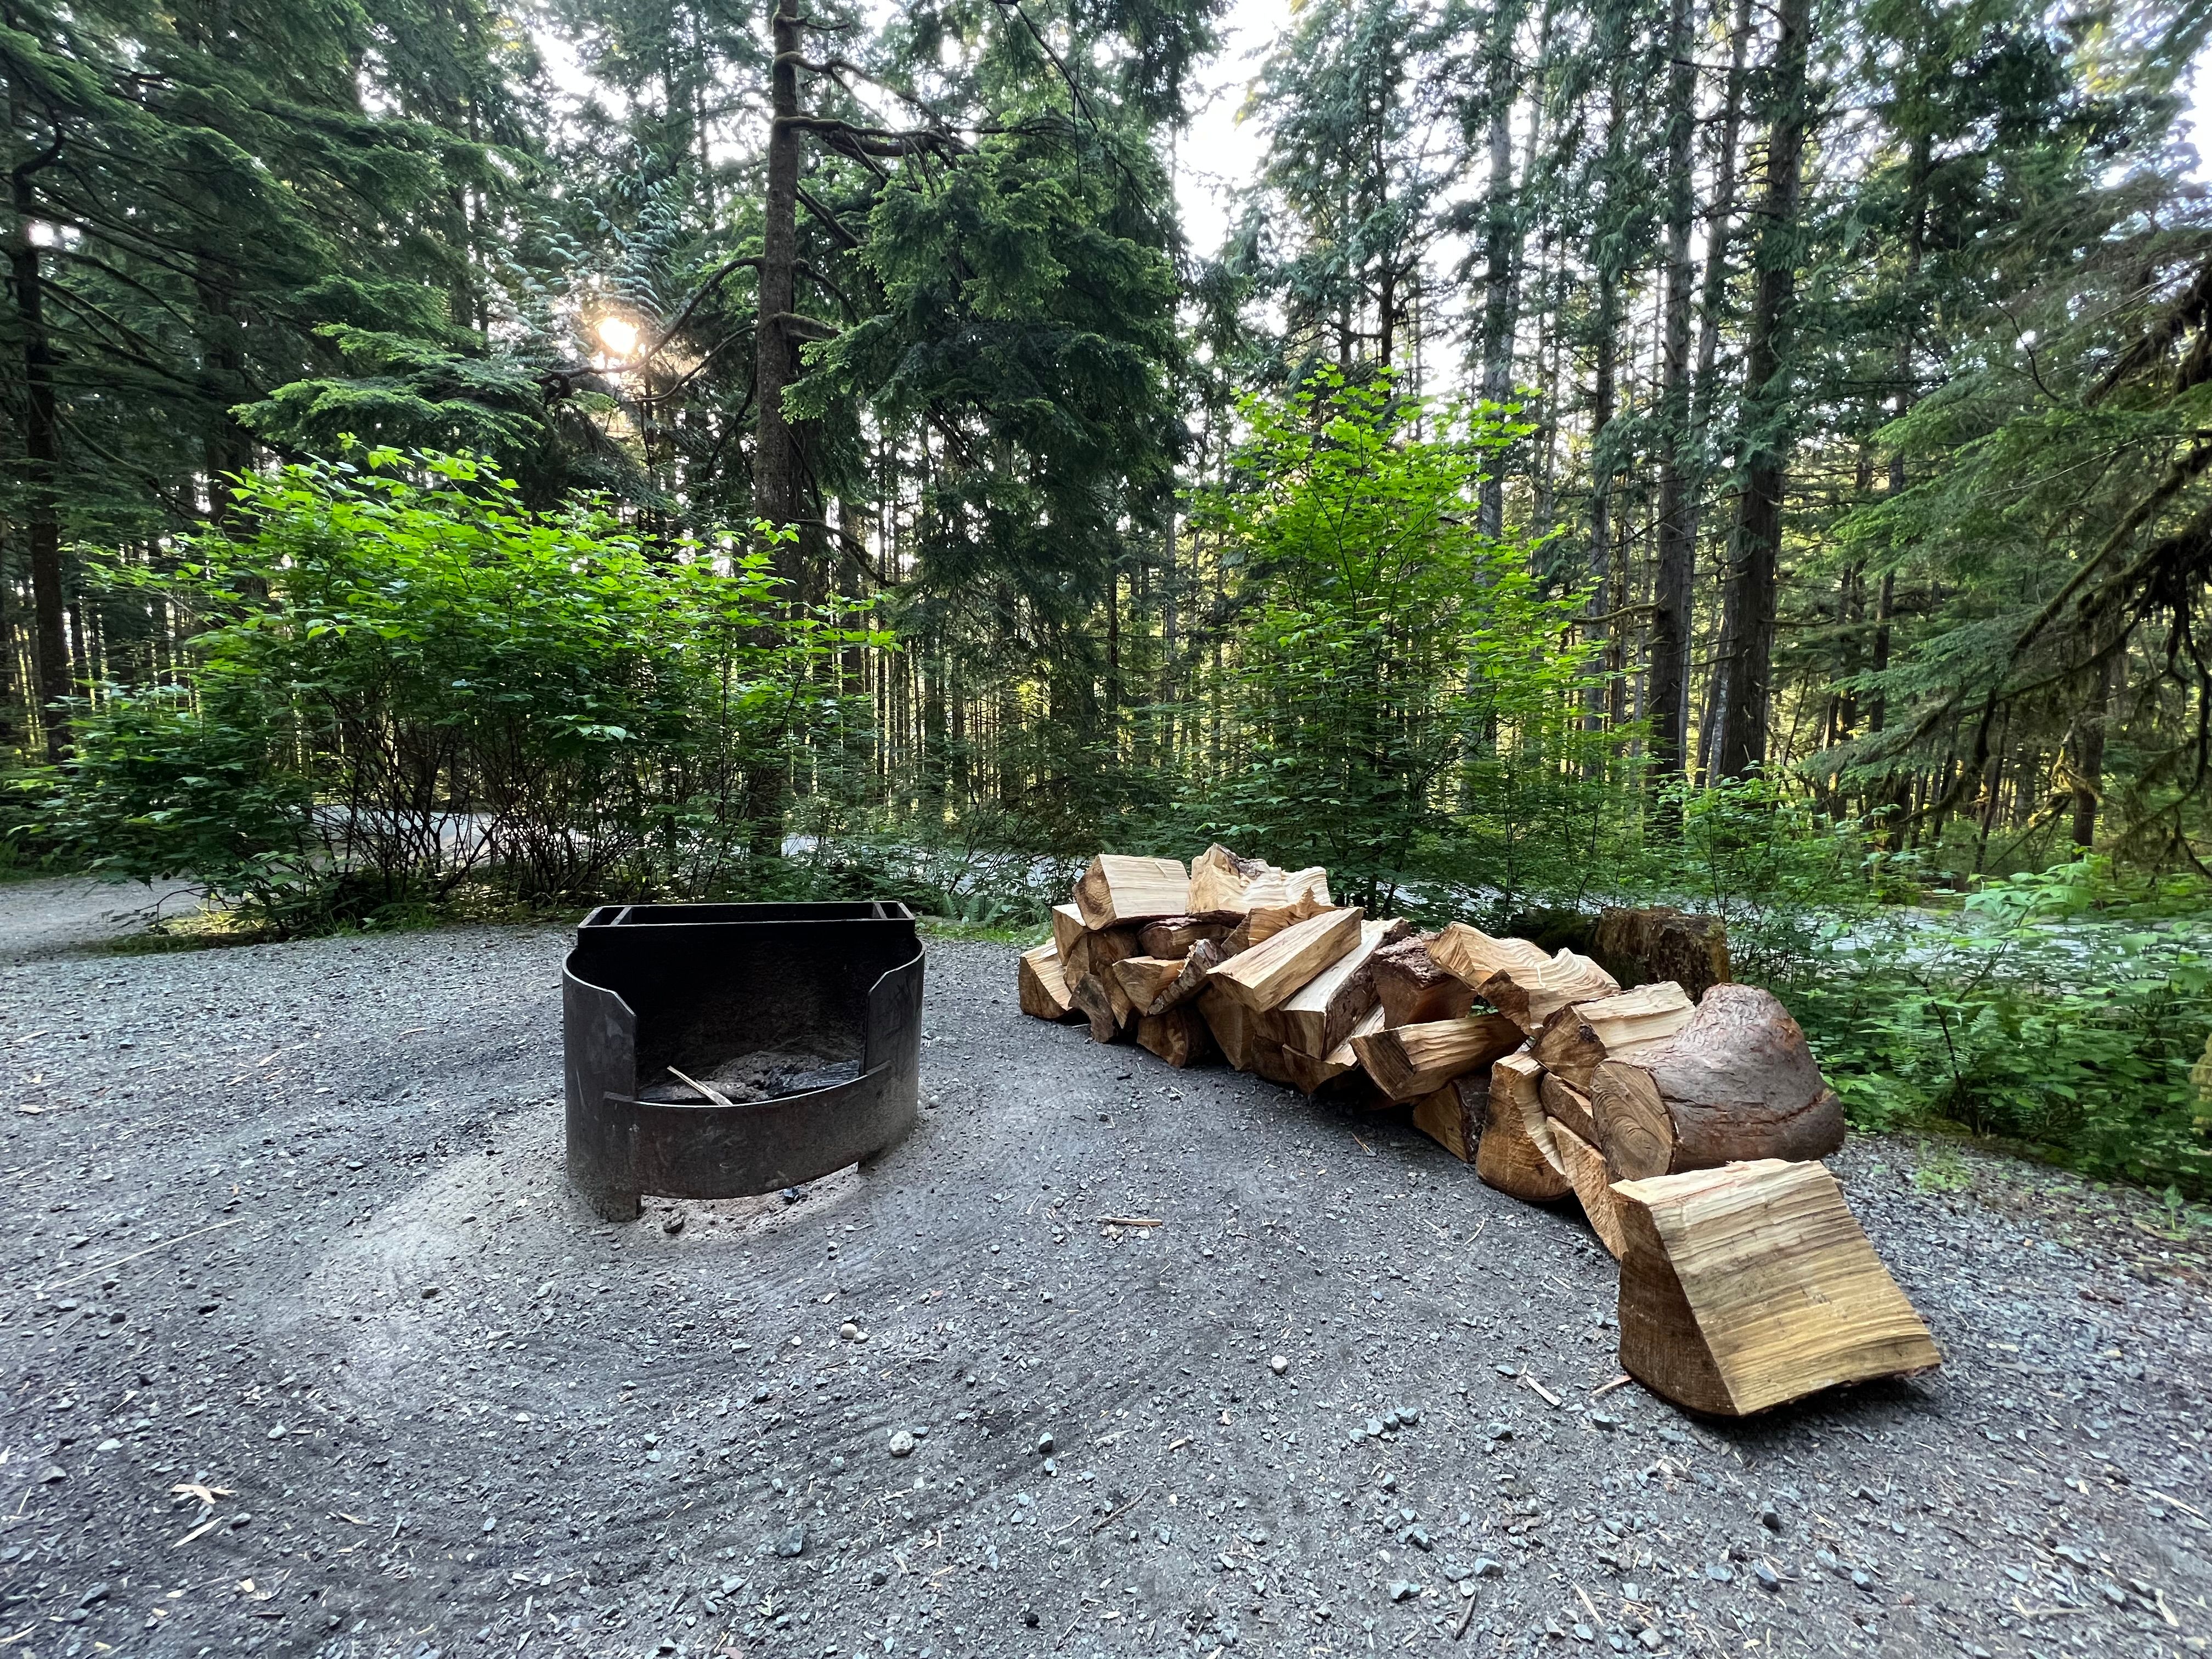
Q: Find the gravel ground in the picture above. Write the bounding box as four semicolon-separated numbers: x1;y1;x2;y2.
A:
2;877;2209;1659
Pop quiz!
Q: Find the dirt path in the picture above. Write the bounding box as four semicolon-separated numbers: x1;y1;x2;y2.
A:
1;879;2208;1659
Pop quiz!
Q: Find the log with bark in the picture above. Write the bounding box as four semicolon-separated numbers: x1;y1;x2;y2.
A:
1590;983;1844;1181
1477;950;1623;1037
1475;1052;1572;1202
1137;1004;1217;1069
1074;854;1191;929
1594;905;1732;1002
1351;1012;1522;1102
1207;906;1365;1013
1547;1116;1628;1258
1370;935;1479;1027
1411;1072;1489;1163
1427;923;1551;988
1613;1158;1940;1415
1274;917;1415;1056
1139;915;1236;960
1529;981;1696;1088
1018;943;1081;1022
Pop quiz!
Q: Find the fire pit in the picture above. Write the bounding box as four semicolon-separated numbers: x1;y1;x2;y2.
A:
562;901;924;1221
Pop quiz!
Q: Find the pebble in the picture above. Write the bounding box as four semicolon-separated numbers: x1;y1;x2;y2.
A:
1637;1629;1663;1651
838;1322;861;1341
1752;1562;1782;1591
661;1212;685;1235
1036;1431;1055;1455
1471;1558;1503;1579
1387;1581;1421;1602
775;1523;806;1558
1269;1354;1289;1376
888;1430;916;1457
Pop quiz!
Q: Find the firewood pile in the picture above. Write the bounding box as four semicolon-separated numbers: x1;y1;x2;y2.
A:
1018;848;1942;1417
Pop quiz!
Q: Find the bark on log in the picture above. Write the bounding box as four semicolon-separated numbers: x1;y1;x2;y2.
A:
1613;1159;1940;1415
1529;982;1695;1088
1412;1073;1489;1163
1074;854;1190;929
1018;943;1081;1022
1594;906;1733;1001
1207;907;1365;1012
1371;935;1479;1027
1065;925;1143;1023
1590;983;1844;1180
1477;949;1623;1037
1276;917;1416;1056
1476;1052;1572;1201
1137;1004;1217;1069
1547;1116;1627;1258
1350;1013;1523;1102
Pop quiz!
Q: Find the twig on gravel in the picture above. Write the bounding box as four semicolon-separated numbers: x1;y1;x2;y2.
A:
42;1217;246;1293
1452;1594;1476;1639
1520;1372;1561;1408
1087;1485;1154;1536
1093;1216;1161;1227
1591;1374;1633;1400
1575;1584;1603;1626
667;1066;733;1107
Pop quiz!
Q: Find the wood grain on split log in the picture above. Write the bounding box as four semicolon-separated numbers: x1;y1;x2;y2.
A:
1136;1004;1217;1068
1051;902;1088;963
1018;943;1081;1022
1137;915;1235;960
1427;923;1551;989
1529;981;1695;1088
1198;984;1259;1073
1477;949;1623;1036
1223;889;1334;952
1538;1071;1600;1147
1412;1073;1489;1163
1065;924;1142;1022
1185;844;1269;915
1590;983;1846;1181
1350;1012;1522;1102
1207;906;1365;1013
1370;935;1478;1027
1546;1116;1627;1258
1475;1052;1572;1201
1114;938;1228;1018
1068;970;1132;1044
1613;1159;1940;1415
1074;854;1191;929
1275;917;1416;1056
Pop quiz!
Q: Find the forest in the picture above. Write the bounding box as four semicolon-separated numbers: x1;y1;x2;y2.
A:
5;0;2212;1190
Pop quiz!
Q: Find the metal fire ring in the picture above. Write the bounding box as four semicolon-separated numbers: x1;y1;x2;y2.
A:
562;901;925;1222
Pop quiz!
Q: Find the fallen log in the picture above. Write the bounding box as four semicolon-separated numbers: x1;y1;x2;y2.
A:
1538;1071;1600;1146
1477;950;1622;1037
1529;981;1695;1089
1547;1117;1627;1258
1074;854;1191;929
1276;917;1416;1056
1207;906;1365;1013
1351;1012;1522;1102
1137;1004;1217;1068
1594;905;1732;1001
1590;983;1845;1181
1371;935;1478;1027
1138;915;1235;960
1412;1072;1489;1163
1475;1052;1572;1201
1427;923;1550;988
1018;943;1081;1022
1613;1159;1941;1415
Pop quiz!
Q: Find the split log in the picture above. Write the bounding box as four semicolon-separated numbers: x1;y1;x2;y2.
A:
1065;925;1143;1022
1351;1012;1522;1102
1137;1005;1217;1069
1547;1117;1627;1258
1198;984;1260;1073
1477;950;1623;1037
1529;981;1695;1089
1412;1073;1489;1163
1207;906;1365;1013
1112;939;1227;1018
1427;923;1550;988
1475;1052;1572;1201
1538;1071;1600;1147
1241;865;1331;912
1370;936;1478;1028
1068;970;1132;1044
1051;902;1088;963
1186;844;1269;914
1074;854;1190;929
1613;1159;1941;1415
1138;915;1234;960
1245;1037;1302;1088
1281;1005;1385;1094
1594;905;1732;1002
1223;888;1335;952
1018;943;1081;1022
1590;983;1845;1181
1275;917;1416;1056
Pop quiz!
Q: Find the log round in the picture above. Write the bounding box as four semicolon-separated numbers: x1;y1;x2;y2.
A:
1591;983;1846;1180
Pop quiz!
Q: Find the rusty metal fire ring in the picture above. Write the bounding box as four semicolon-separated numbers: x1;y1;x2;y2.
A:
562;901;924;1222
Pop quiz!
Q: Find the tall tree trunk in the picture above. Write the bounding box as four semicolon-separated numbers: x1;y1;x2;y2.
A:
1582;37;1629;747
1475;0;1533;539
1713;0;1814;781
2067;651;2120;850
754;0;803;568
1647;0;1699;786
8;123;69;760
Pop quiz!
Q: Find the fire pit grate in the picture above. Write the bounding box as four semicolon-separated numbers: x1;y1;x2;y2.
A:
562;900;924;1221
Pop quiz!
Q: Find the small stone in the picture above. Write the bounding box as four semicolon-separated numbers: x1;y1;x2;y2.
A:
1471;1558;1504;1579
1364;1417;1386;1438
1036;1431;1055;1455
482;1517;497;1533
2100;1583;2127;1607
1590;1413;1622;1432
1384;1410;1402;1431
1395;1404;1419;1426
1752;1562;1781;1592
661;1212;685;1235
1703;1564;1734;1582
830;1454;846;1472
775;1524;806;1558
888;1430;917;1458
267;1425;287;1440
1759;1505;1784;1533
1849;1569;1874;1591
1269;1355;1290;1376
94;1439;121;1453
229;1514;252;1530
838;1322;860;1342
1573;1624;1594;1643
1023;1610;1040;1628
1637;1629;1663;1651
869;1568;888;1588
1387;1581;1421;1602
781;1186;806;1205
75;1584;109;1609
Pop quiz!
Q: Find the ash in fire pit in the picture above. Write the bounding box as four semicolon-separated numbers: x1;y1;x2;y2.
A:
562;901;923;1220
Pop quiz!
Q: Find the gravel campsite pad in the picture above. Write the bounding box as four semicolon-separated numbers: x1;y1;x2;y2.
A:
2;877;2209;1659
